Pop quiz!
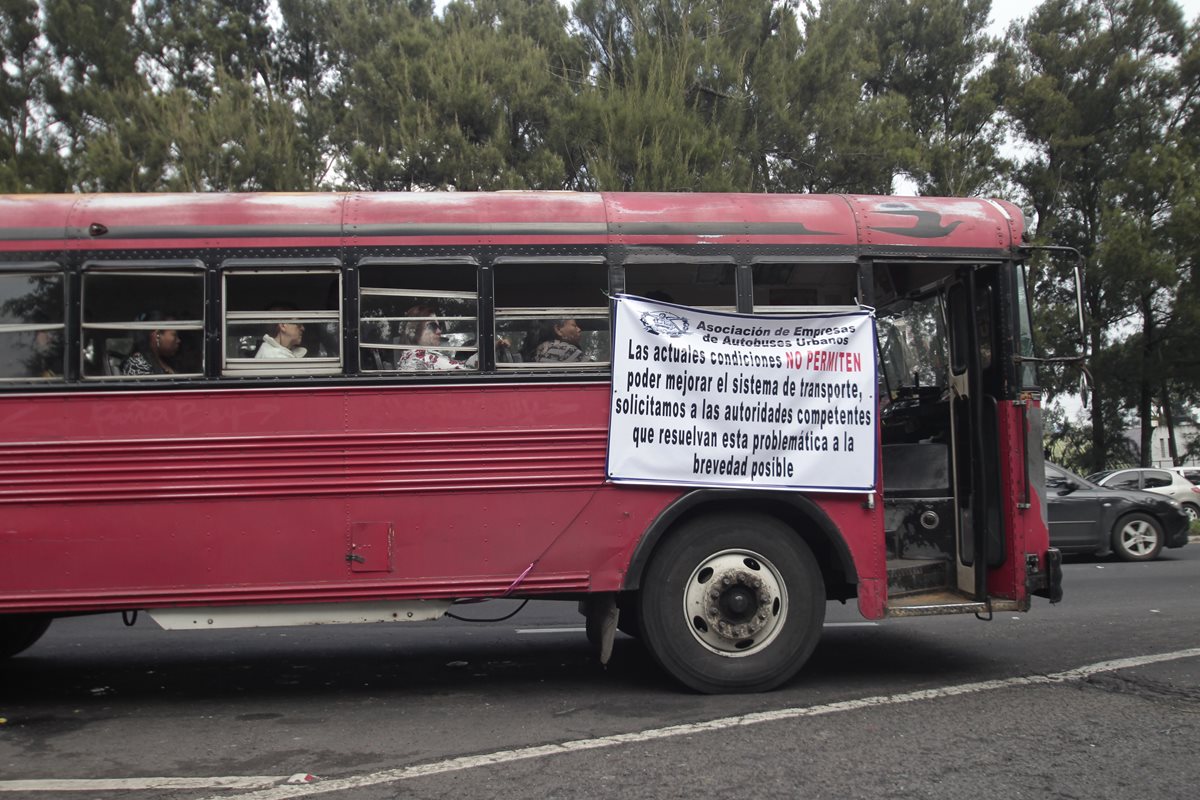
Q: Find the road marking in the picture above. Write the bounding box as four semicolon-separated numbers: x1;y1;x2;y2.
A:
6;647;1196;798
0;776;285;792
196;646;1200;800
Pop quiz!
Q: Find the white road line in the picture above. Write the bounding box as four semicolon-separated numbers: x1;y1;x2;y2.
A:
0;776;285;792
194;646;1200;800
7;647;1196;798
823;622;879;627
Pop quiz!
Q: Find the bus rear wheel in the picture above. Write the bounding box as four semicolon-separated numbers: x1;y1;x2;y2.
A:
0;614;52;659
638;513;825;693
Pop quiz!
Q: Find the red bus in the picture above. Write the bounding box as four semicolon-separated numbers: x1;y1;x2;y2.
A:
0;192;1060;693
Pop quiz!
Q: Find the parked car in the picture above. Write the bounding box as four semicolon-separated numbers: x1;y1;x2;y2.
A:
1169;466;1200;486
1046;463;1190;561
1084;467;1200;522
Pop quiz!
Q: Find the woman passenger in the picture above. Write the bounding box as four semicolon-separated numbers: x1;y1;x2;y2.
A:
532;318;591;363
122;311;180;375
397;305;467;371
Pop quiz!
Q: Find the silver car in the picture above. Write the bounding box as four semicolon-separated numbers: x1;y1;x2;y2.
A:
1086;467;1200;522
1169;466;1200;486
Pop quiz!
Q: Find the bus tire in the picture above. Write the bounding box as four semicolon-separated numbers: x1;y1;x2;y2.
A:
616;594;641;639
638;513;825;693
0;614;52;659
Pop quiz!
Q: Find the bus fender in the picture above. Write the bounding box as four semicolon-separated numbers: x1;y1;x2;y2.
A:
621;489;858;593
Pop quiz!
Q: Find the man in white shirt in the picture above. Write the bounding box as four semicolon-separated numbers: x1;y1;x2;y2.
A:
256;316;306;359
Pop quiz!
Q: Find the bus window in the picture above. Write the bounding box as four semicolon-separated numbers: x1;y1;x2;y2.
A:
494;259;610;368
0;269;65;380
359;262;478;372
623;261;735;310
877;294;949;396
752;260;858;313
223;268;341;376
81;265;204;379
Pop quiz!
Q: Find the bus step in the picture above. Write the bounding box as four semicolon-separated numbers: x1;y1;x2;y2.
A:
886;558;950;597
885;527;900;560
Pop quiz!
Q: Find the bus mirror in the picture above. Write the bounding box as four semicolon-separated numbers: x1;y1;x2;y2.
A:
1015;245;1088;381
1078;364;1093;409
1070;259;1087;348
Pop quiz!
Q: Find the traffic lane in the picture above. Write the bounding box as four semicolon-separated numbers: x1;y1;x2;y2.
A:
3;550;1199;788
2;633;1194;794
329;655;1200;800
8;651;1200;800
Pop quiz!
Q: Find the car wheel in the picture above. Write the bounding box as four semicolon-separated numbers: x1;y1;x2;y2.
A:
1111;512;1164;562
1182;503;1199;523
638;513;825;693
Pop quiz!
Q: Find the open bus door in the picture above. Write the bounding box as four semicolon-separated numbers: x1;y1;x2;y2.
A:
876;258;1051;615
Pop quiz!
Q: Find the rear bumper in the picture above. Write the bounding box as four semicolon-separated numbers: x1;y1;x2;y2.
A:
1028;548;1063;604
1164;512;1191;549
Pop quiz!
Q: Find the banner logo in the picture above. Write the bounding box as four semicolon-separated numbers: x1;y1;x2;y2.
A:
638;310;690;337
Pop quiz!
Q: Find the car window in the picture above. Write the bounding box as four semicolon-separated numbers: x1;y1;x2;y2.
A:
1143;470;1173;489
1085;470;1112;483
1179;469;1200;485
1106;471;1141;490
1045;465;1070;490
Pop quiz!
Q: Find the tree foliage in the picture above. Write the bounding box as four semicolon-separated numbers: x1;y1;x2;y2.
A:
1005;0;1197;472
2;0;1199;468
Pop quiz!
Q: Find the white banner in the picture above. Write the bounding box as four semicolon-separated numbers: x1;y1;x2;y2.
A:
607;296;877;492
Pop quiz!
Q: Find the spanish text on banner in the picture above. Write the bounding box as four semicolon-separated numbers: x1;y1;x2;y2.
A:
607;296;877;492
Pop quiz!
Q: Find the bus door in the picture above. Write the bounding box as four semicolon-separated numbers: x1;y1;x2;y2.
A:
876;261;1005;608
946;268;1006;600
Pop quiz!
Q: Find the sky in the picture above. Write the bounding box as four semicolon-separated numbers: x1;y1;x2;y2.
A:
434;0;1200;30
427;1;1200;37
989;0;1200;34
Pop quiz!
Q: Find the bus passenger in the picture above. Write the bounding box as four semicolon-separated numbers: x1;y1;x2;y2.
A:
30;329;61;378
122;311;180;375
397;305;467;371
256;306;306;359
533;318;591;363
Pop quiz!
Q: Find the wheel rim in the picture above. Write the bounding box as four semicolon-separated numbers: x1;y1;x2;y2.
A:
1186;506;1199;522
1119;519;1159;556
683;549;787;657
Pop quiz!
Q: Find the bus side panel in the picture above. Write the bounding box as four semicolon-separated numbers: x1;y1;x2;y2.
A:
0;382;885;614
0;384;614;611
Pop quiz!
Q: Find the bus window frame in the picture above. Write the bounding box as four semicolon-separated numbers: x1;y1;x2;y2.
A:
1015;262;1038;390
0;261;67;383
220;258;343;378
749;255;860;315
79;259;207;381
620;254;737;312
492;255;610;371
357;256;481;374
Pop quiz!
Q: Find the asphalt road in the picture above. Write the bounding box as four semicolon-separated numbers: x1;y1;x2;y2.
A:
2;545;1199;799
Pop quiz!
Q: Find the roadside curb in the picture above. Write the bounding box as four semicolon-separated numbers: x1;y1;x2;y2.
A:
1190;534;1200;544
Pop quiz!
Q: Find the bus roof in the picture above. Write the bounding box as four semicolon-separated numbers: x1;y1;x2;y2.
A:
0;192;1025;253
